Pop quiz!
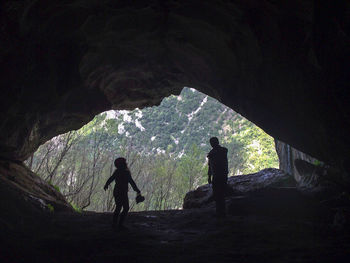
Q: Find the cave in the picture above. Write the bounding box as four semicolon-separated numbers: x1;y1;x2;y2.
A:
1;0;350;262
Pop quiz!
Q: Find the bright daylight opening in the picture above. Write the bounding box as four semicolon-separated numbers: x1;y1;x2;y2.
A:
25;87;278;212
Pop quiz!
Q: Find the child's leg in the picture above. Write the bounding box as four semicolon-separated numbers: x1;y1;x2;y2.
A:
119;194;130;227
113;196;122;226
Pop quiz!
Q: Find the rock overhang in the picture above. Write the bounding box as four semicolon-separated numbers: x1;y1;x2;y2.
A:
0;0;350;174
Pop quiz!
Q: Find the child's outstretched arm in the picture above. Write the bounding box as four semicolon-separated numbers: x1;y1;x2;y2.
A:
127;172;141;194
104;172;116;191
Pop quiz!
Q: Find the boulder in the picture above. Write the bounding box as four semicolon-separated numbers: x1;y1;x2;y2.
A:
183;168;295;209
0;160;72;232
275;140;318;182
294;159;350;200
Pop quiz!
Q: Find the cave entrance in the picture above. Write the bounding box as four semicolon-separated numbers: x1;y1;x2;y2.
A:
26;87;278;212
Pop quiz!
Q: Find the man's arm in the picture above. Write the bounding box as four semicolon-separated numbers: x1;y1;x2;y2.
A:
207;155;212;184
128;172;141;194
223;147;228;175
104;172;116;190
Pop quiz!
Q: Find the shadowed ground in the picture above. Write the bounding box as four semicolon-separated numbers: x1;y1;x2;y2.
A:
2;188;350;263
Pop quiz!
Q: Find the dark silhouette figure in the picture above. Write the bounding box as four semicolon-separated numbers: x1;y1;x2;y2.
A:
104;157;141;230
207;137;228;217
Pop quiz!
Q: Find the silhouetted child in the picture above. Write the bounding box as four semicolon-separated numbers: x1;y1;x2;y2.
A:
104;157;141;230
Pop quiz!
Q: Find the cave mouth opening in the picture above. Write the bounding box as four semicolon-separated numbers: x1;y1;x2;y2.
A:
25;87;278;212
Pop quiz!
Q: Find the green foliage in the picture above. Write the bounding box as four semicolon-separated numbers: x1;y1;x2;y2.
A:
70;202;82;213
27;87;279;212
47;204;55;213
49;181;61;193
223;117;279;174
313;159;323;167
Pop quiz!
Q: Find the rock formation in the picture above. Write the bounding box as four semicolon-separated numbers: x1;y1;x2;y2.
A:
275;140;350;198
1;0;350;240
183;168;295;209
1;0;350;173
1;2;350;260
0;160;72;233
275;140;317;182
293;159;350;200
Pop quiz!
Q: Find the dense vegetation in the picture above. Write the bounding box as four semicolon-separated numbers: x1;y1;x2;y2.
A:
26;88;278;212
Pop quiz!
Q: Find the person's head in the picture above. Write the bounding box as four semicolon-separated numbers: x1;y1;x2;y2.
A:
114;157;127;169
209;137;220;148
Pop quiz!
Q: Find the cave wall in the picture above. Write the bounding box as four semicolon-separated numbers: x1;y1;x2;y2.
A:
275;139;317;183
1;0;350;173
0;160;72;222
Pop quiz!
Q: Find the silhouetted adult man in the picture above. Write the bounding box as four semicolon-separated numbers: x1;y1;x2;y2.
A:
207;137;228;217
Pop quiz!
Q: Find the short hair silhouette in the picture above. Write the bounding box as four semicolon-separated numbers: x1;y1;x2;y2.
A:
114;157;127;169
207;136;228;217
210;137;219;147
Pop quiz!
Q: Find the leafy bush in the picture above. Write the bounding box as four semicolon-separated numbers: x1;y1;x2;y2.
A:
49;181;61;193
47;204;55;213
70;202;82;213
53;185;61;193
313;159;323;167
27;87;279;212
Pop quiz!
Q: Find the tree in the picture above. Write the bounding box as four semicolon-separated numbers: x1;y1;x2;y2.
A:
25;87;279;212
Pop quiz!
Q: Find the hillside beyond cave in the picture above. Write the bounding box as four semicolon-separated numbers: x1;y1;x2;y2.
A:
1;0;350;261
1;0;350;171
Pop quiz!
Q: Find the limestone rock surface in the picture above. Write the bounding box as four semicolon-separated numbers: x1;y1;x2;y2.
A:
1;0;350;241
0;160;72;232
183;168;295;209
0;0;350;173
294;159;350;200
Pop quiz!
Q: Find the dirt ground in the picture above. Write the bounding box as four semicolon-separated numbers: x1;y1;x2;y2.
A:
2;189;350;263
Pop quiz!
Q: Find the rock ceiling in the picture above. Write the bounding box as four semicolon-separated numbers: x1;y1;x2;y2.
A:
1;0;350;173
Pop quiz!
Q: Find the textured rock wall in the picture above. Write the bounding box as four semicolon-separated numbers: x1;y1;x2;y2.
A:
0;160;72;230
0;160;71;211
276;140;350;198
0;0;350;174
275;139;317;183
183;168;295;209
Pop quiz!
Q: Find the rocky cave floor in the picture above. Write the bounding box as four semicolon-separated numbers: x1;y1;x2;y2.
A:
2;188;350;263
